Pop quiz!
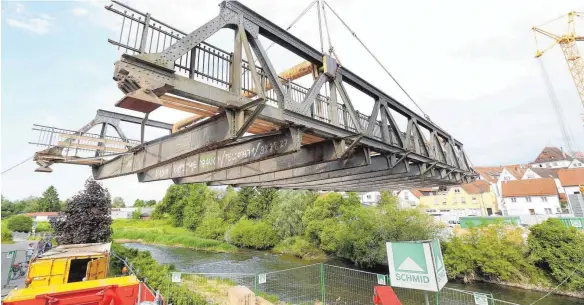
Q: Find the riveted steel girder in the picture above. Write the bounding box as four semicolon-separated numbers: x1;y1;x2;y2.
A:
92;113;235;180
174;141;370;184
138;128;302;182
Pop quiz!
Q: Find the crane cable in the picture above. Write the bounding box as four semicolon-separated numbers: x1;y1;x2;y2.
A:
528;256;584;305
323;0;432;122
261;0;317;56
1;156;33;175
537;57;575;153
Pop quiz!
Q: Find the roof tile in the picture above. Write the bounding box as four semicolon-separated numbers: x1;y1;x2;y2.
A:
501;178;557;197
557;168;584;186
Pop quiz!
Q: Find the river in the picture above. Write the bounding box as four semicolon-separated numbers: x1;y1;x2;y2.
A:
124;243;583;305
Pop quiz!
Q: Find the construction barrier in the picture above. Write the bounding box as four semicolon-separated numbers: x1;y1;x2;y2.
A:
164;263;521;305
1;250;28;288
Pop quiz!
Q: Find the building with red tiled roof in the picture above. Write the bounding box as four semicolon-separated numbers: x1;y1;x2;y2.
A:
558;168;584;187
473;166;504;184
24;212;59;222
396;188;439;209
501;178;561;216
557;168;584;216
531;147;573;169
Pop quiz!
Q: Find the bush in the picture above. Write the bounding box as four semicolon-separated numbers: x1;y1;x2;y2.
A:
132;208;142;220
273;236;326;260
195;217;228;240
2;221;13;243
34;222;53;232
7;215;33;233
443;224;542;283
528;219;584;291
226;218;278;249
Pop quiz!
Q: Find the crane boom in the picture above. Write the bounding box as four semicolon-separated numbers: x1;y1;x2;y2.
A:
560;39;584;107
533;11;584;128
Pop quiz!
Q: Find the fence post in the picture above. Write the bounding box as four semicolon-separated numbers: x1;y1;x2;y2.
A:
320;263;326;304
254;273;258;294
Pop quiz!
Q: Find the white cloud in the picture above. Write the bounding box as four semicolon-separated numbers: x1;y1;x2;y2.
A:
5;3;53;35
71;8;89;17
6;17;51;35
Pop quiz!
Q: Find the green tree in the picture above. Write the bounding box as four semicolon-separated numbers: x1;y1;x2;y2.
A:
51;178;112;244
7;215;33;233
112;197;126;208
182;184;213;230
302;193;358;245
1;196;13;218
155;185;190;225
246;188;277;219
134;199;145;208
270;190;314;238
220;186;245;223
237;187;256;216
37;186;61;212
528;219;584;291
2;196;38;218
144;200;157;207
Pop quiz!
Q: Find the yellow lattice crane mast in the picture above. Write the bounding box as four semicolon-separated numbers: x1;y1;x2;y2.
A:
533;12;584;122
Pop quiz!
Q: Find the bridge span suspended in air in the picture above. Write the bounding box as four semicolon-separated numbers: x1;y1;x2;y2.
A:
30;0;476;191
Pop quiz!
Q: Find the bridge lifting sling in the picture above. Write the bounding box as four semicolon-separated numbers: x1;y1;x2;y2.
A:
31;0;476;191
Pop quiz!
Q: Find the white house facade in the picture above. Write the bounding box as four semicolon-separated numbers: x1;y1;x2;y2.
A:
397;190;421;209
501;178;561;216
360;192;381;206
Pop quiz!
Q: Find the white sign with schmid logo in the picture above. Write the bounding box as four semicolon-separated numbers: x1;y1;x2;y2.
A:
386;239;448;292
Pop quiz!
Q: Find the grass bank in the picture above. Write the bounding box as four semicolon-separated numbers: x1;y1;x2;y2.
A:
112;219;236;253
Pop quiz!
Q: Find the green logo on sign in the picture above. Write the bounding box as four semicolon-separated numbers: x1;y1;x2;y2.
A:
392;243;428;274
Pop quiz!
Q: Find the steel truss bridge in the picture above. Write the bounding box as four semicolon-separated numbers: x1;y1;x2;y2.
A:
31;0;476;191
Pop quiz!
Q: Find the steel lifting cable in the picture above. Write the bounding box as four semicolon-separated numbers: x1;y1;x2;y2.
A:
1;156;33;175
262;0;317;54
537;57;575;153
323;0;431;121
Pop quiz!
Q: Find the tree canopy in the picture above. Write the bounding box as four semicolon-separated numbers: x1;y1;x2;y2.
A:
51;179;112;244
36;186;61;212
112;197;126;208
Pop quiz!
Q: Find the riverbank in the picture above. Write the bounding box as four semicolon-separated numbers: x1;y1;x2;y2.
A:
112;219;236;252
125;243;584;305
480;279;584;299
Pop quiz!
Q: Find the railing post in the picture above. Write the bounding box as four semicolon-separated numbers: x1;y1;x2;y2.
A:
320;263;326;304
189;47;197;79
139;13;151;54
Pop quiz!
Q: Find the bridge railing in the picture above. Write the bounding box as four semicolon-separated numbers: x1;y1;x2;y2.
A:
30;124;139;157
105;1;385;138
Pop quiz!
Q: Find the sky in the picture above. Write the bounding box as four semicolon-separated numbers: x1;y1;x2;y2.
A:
1;0;584;204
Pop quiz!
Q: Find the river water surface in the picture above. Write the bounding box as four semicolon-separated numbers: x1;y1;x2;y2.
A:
125;243;583;305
